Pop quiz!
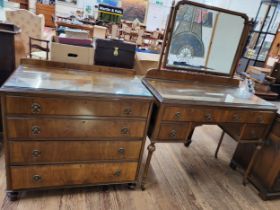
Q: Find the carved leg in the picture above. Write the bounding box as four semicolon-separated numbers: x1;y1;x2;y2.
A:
214;131;225;158
141;143;156;191
243;144;262;185
7;192;19;201
184;127;195;147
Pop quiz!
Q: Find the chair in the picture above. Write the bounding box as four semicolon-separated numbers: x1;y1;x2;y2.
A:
29;37;50;60
5;9;50;57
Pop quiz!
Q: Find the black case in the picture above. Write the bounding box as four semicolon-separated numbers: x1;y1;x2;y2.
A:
94;39;136;69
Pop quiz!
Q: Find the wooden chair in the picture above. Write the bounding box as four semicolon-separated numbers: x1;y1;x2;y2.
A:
29;37;50;60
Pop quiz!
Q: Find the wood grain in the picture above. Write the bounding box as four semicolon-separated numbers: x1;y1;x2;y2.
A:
1;126;280;209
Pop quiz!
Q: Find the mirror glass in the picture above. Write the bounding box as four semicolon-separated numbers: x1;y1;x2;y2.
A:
166;3;246;75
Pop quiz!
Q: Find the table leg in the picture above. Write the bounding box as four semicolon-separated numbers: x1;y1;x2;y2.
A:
184;127;195;147
141;143;156;190
214;131;225;158
243;144;262;185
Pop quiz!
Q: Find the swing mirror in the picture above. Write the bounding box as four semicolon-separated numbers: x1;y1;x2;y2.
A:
163;1;250;77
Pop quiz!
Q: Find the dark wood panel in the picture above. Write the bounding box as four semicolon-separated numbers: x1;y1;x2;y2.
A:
7;118;146;139
6;96;150;118
9;141;142;164
10;162;138;190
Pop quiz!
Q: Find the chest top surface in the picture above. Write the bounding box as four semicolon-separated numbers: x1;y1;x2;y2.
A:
1;64;152;98
144;78;276;110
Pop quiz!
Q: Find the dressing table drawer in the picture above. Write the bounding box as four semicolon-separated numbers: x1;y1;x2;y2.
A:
9;141;142;164
162;106;222;122
7;118;146;139
10;162;138;190
246;111;275;124
241;124;267;140
157;123;190;141
6;96;150;118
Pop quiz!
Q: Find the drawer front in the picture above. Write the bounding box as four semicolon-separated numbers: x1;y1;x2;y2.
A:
246;111;275;124
162;106;221;122
10;162;138;189
162;107;192;121
9;141;142;164
6;96;150;118
241;124;267;140
157;123;190;141
222;110;248;123
7;118;146;139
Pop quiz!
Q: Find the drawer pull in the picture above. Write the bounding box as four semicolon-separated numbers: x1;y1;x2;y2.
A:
233;113;240;122
32;175;42;182
204;113;212;121
169;130;177;138
118;147;125;155
31;103;41;114
120;127;129;135
31;126;41;135
257;115;264;123
123;108;132;115
32;150;41;157
174;112;181;120
114;170;121;177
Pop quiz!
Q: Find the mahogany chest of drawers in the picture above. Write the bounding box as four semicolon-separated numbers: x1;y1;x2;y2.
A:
0;60;153;200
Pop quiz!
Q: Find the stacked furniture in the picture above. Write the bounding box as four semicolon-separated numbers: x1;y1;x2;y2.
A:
0;59;153;201
36;2;55;28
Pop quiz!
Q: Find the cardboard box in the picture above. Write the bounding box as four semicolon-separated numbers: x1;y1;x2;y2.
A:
135;52;160;75
51;41;94;65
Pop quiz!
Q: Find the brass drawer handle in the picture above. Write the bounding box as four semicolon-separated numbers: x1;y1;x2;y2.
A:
31;126;41;135
32;175;42;182
31;103;41;114
204;113;212;121
118;147;125;155
32;150;41;158
233;113;240;122
114;170;121;177
169;129;177;138
174;112;181;120
120;127;129;135
123;108;132;115
257;115;264;123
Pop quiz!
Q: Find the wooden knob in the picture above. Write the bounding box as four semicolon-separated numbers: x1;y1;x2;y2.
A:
31;126;41;135
32;175;42;182
114;170;121;177
31;103;41;114
32;150;41;158
123;108;132;115
120;127;129;135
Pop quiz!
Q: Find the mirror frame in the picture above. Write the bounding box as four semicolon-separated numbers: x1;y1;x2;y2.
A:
158;0;251;78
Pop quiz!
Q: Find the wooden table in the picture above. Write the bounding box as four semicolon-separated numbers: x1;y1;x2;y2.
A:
0;59;153;201
140;69;277;191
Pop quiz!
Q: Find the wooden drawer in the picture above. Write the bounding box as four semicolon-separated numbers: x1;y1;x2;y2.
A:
246;111;275;124
157;123;190;141
222;110;248;123
10;162;138;190
9;141;142;164
241;124;267;140
162;106;192;121
7;118;146;139
6;96;150;118
162;106;222;122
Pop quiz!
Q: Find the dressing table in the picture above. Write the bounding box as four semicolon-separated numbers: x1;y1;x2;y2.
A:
140;1;277;190
0;59;153;200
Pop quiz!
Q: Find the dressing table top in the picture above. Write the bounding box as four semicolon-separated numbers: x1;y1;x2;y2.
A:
1;64;152;98
144;78;276;110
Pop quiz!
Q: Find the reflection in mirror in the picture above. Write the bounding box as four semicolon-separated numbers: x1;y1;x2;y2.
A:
166;3;246;75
